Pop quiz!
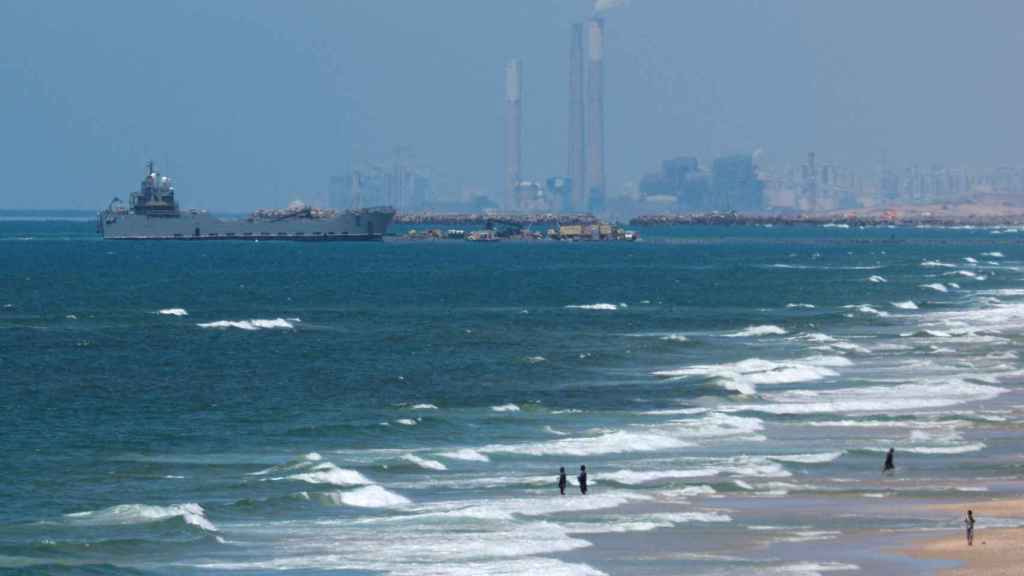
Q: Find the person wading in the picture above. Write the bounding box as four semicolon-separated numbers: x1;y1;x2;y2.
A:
558;467;567;495
882;448;895;476
577;465;588;495
965;510;975;546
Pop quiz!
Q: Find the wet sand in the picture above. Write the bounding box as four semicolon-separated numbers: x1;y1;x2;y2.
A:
903;498;1024;575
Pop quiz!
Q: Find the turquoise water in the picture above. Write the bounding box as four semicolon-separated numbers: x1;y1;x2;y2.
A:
2;222;1023;575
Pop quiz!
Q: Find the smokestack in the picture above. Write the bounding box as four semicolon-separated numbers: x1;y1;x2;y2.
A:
504;59;522;211
568;23;586;213
586;18;605;214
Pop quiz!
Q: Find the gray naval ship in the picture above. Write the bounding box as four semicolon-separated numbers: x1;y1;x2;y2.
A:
98;162;395;240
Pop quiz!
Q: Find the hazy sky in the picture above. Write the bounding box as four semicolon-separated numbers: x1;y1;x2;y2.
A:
2;0;1022;210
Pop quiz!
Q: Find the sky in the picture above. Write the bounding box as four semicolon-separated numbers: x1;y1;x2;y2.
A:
1;0;1023;210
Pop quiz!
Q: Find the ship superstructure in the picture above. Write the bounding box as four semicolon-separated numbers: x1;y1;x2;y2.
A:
99;163;394;240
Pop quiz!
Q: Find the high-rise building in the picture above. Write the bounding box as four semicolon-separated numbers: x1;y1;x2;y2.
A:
567;23;586;213
585;18;605;214
504;59;523;211
712;154;764;212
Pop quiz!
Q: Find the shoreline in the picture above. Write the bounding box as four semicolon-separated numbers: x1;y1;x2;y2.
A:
900;498;1024;575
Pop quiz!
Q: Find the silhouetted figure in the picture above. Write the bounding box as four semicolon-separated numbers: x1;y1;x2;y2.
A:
882;448;895;475
578;465;588;495
558;467;567;495
965;510;975;546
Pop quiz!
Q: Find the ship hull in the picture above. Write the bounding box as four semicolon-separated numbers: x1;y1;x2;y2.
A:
99;208;395;241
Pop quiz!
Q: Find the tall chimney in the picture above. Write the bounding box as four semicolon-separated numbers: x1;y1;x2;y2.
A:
568;23;586;213
586;18;605;214
504;59;522;211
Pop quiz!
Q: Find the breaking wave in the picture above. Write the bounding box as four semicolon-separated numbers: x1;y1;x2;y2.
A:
64;502;217;532
565;303;618;311
438;449;490;462
726;325;787;338
653;356;848;395
482;429;691;457
891;301;919;310
284;462;373;486
726;380;1005;415
402;454;447;471
197;318;299;330
767;452;844;464
158;308;188;316
320;485;411;508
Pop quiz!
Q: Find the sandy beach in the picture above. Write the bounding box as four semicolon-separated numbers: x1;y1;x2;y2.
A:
903;499;1024;575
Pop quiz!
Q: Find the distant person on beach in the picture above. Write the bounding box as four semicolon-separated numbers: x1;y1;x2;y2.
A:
965;510;975;546
882;448;895;475
578;465;588;495
558;467;567;495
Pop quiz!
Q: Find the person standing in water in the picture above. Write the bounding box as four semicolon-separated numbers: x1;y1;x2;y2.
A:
558;467;567;495
965;510;975;546
882;448;895;475
578;465;588;495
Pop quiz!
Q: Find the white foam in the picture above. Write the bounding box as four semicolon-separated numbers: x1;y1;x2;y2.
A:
766;559;858;575
285;462;373;486
657;485;718;499
726;324;787;337
903;328;952;338
659;333;689;343
492;403;521;412
641;407;709;416
402;454;447;471
525;356;547;363
395;418;418;426
920;283;948;293
417;492;648;521
964;257;978;264
565;303;618;311
196;318;297;330
826;341;872;354
786;303;816;309
196;550;604;576
868;275;887;283
410;403;438;410
321;485;411;508
982;251;1005;258
65;502;216;532
653;356;846;395
158;308;188;316
662;412;766;440
904;443;986;454
947;269;978;278
438;449;490;462
922;259;956;268
891;300;919;310
726;379;1005;415
482;429;691;457
842;303;890;317
602;457;789;485
948;282;961;289
794;332;837;343
767;452;844;464
563;511;732;534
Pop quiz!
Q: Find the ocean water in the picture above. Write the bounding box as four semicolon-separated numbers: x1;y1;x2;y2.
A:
2;221;1024;575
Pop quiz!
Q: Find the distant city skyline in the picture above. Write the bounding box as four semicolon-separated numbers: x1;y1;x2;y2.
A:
2;0;1023;210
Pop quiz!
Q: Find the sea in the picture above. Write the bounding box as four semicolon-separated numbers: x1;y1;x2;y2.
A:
2;220;1024;575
